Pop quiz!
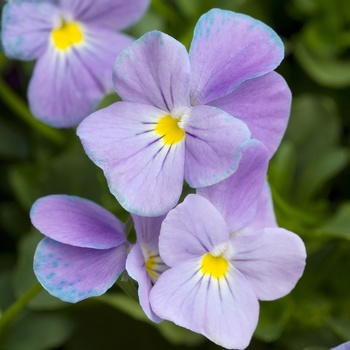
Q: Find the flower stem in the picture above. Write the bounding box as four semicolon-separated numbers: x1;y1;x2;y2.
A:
0;283;43;334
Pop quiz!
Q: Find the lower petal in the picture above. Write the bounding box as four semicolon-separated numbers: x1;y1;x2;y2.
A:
184;105;250;188
209;72;291;158
150;259;259;349
34;238;128;303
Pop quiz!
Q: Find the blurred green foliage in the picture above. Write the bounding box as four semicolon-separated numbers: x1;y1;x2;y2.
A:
0;0;349;349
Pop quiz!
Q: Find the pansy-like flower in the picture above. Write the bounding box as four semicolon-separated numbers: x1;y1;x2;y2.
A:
126;214;168;322
149;141;306;349
31;195;129;302
1;0;149;128
77;8;291;216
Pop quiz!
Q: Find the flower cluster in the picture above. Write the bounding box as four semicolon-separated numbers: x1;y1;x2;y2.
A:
6;3;308;349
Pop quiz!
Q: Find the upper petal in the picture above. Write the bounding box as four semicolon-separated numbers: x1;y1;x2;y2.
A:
77;102;185;216
189;9;284;105
59;0;149;30
28;27;132;128
184;105;251;188
1;1;57;60
159;194;230;267
210;72;292;158
113;31;191;112
232;227;306;301
198;140;269;232
150;259;259;349
34;238;128;303
132;214;166;246
30;195;126;249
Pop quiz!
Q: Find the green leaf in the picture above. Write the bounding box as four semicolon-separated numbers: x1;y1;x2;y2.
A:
0;312;74;350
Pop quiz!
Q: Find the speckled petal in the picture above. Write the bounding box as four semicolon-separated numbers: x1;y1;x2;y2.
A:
34;238;128;303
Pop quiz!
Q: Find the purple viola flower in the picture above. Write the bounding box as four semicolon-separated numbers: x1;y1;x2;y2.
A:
30;195;129;302
126;214;168;322
77;8;291;216
1;0;149;128
332;342;350;350
149;141;306;349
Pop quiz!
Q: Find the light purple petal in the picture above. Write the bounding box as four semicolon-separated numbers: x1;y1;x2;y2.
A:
77;102;185;216
159;194;230;267
113;31;191;112
1;1;57;60
30;195;126;249
189;9;284;105
232;228;306;300
34;238;128;303
28;28;132;128
59;0;149;30
198;140;269;232
210;72;292;157
238;181;277;234
132;214;166;246
126;244;162;323
184;105;251;188
150;259;259;349
331;341;350;350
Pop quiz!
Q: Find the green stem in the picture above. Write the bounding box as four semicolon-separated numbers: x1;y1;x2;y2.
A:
0;75;65;145
0;283;43;334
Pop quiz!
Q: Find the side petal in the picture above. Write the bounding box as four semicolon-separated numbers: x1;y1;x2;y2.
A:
1;1;57;60
28;28;132;128
184;105;251;188
77;102;185;216
34;238;128;303
126;244;162;323
59;0;149;30
113;31;191;112
198;140;269;232
189;9;284;105
159;194;230;267
150;260;259;349
30;195;126;249
232;228;306;301
210;72;292;158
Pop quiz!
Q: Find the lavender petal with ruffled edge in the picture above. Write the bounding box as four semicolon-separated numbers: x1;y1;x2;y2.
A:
149;142;306;349
77;9;291;216
30;195;129;302
1;0;150;128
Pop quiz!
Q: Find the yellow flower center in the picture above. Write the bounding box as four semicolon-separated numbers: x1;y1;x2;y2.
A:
155;115;185;145
145;253;167;283
52;20;83;51
201;253;229;279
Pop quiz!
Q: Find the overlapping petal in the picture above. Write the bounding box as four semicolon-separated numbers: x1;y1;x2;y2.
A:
59;0;149;30
232;228;306;300
184;105;251;188
198;140;269;231
126;244;162;323
132;214;166;245
34;238;128;303
189;9;284;105
210;72;292;157
78;102;185;216
113;31;191;112
159;194;230;267
30;195;126;249
150;260;259;349
28;28;132;128
1;1;57;60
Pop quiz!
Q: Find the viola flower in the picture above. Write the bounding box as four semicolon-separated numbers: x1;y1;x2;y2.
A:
126;214;168;322
1;0;150;128
30;195;129;302
149;141;306;349
77;8;291;216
